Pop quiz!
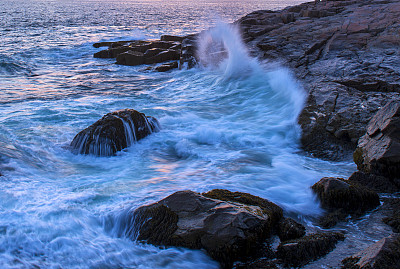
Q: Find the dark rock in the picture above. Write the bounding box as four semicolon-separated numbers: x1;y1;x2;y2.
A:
317;208;349;229
382;198;400;233
143;48;166;58
277;232;345;267
127;190;283;268
155;61;178;72
160;35;184;42
233;258;279;269
180;36;198;68
236;0;400;160
94;46;133;58
70;109;160;156
312;177;380;212
116;51;145;66
145;50;180;65
93;40;134;48
354;100;400;180
341;234;400;269
202;189;283;226
348;171;400;193
278;217;306;242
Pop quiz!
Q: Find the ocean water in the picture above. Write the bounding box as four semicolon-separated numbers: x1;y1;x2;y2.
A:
0;0;358;268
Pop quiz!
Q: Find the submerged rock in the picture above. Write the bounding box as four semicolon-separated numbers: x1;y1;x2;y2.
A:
341;234;400;269
277;232;345;267
124;190;283;268
69;109;160;156
354;100;400;180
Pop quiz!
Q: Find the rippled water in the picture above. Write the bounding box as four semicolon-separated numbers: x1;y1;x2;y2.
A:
0;0;357;268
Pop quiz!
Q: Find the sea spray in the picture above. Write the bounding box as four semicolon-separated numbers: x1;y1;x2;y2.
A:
197;22;258;78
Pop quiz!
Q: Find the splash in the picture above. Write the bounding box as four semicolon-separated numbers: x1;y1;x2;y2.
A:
196;22;257;77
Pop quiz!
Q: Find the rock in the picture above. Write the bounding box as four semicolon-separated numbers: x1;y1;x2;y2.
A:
125;190;283;268
160;35;185;42
277;217;306;242
354;100;400;180
116;51;145;66
180;35;198;68
155;61;178;72
348;171;400;193
312;177;380;212
341;234;400;269
143;48;166;58
93;40;134;48
70;109;160;156
145;49;180;64
94;46;133;58
382;198;400;233
235;0;400;160
277;232;345;267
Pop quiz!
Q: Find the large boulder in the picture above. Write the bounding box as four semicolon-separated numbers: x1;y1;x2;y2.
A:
277;232;345;267
70;109;160;156
123;190;283;268
354;100;400;180
341;234;400;269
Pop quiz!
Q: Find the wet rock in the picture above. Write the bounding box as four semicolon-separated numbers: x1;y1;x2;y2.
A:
143;48;166;58
160;35;185;42
70;109;160;156
126;190;283;268
354;100;400;180
180;35;198;68
155;61;178;72
348;171;400;193
382;198;400;233
144;49;180;65
278;217;306;242
94;46;133;58
93;40;134;48
341;234;400;269
277;232;345;267
116;51;145;66
312;177;380;212
236;0;400;160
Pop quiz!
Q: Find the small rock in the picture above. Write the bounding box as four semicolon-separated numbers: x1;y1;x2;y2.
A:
341;234;400;269
312;177;380;212
278;217;306;242
160;35;184;42
155;61;178;72
277;232;345;267
70;109;160;156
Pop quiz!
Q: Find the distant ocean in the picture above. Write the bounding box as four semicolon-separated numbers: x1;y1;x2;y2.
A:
0;0;356;268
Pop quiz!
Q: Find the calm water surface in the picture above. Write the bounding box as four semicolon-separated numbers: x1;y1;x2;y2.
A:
0;0;360;268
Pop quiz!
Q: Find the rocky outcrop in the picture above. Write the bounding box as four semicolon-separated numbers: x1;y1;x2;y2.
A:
341;234;400;269
70;109;160;156
277;232;345;267
311;177;380;228
348;171;400;193
237;0;400;160
354;101;400;181
93;35;197;71
123;190;283;268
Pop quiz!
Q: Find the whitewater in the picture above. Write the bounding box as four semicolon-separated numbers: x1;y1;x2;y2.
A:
0;0;356;268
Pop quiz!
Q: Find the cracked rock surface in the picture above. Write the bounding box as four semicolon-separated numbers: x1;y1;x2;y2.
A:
237;0;400;160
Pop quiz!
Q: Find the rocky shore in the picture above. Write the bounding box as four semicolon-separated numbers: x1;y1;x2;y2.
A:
84;0;400;268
